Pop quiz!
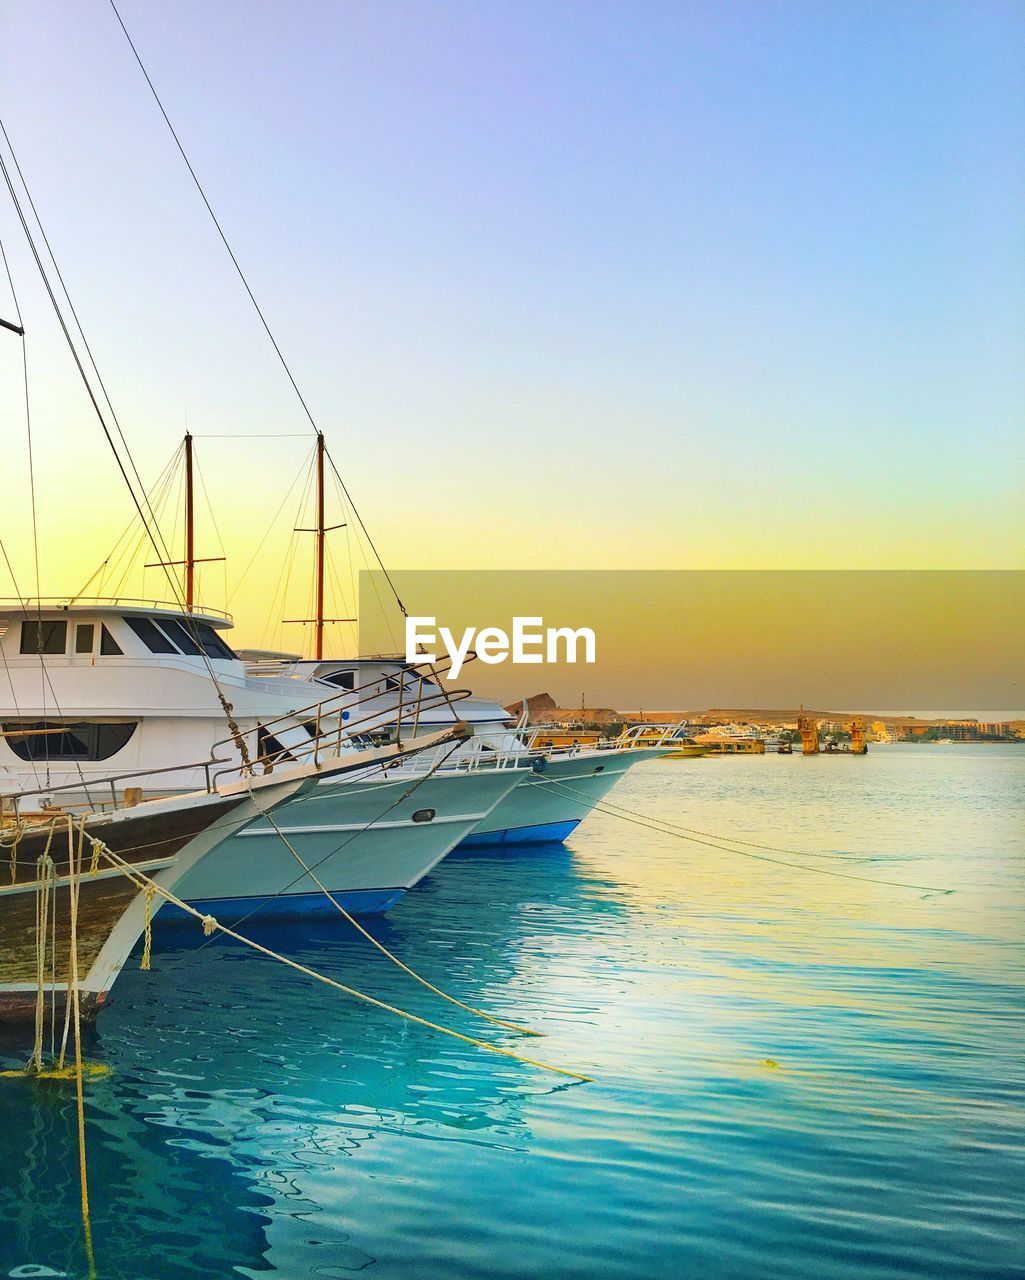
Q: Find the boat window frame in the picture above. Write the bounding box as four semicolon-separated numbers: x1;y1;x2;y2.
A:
2;719;139;762
191;621;237;660
74;622;96;655
321;669;356;691
156;617;204;656
19;620;68;656
123;615;178;655
100;624;124;655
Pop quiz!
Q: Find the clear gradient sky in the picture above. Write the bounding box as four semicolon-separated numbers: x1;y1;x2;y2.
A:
0;1;1022;649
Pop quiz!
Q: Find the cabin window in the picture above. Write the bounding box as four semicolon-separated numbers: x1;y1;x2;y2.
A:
256;726;294;765
157;618;203;655
322;670;356;691
3;720;138;762
19;621;67;655
100;625;123;655
192;622;236;660
124;616;177;654
75;623;95;654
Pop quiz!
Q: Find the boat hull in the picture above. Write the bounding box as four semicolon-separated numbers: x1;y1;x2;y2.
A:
0;793;247;1022
165;766;524;924
460;748;658;847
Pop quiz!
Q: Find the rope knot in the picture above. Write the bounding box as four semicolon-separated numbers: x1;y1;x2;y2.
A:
140;885;156;971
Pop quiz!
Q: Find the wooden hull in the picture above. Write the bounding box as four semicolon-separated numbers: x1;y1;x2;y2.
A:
0;723;473;1024
0;795;245;1022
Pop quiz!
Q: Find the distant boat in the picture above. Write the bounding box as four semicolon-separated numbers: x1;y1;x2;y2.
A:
613;723;708;758
695;725;766;755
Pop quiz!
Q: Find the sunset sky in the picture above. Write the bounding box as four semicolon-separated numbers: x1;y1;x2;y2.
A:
0;1;1022;654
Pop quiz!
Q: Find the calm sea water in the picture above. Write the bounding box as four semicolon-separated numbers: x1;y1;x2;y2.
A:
1;743;1023;1280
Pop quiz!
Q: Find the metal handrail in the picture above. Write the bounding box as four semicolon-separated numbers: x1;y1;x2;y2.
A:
0;754;234;819
0;595;233;624
607;722;692;748
208;654;474;777
211;686;474;783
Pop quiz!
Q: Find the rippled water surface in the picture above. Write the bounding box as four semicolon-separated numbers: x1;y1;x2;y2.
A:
2;743;1023;1280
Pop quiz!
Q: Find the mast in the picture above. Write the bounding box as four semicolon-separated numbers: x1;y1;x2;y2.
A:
287;434;350;658
315;432;325;660
185;431;195;611
146;434;222;608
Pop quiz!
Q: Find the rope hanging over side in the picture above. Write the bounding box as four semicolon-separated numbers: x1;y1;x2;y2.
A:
30;847;56;1074
139;884;157;971
90;837;591;1084
217;693;252;771
254;797;542;1038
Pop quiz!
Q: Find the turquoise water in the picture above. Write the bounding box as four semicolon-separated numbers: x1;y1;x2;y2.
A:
2;743;1023;1279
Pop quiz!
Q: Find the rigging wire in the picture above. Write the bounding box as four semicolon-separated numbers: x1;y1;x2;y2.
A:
107;0;322;438
1;224;46;724
323;444;407;618
0;227;87;787
72;441;183;601
107;0;407;621
227;443;315;606
0;138;182;607
0;118;189;606
261;450;317;652
326;460;399;655
0;121;245;742
191;443;230;610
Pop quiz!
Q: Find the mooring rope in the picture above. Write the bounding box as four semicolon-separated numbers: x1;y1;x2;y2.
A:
254;798;542;1037
66;816;98;1279
202;741;465;940
544;779;954;895
88;837;591;1083
30;850;55;1074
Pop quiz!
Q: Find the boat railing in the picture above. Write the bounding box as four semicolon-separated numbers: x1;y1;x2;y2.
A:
508;721;684;756
607;722;691;749
0;755;235;820
388;734;528;775
0;595;234;624
208;653;475;783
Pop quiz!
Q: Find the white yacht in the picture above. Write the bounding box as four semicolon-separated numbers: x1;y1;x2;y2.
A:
0;600;526;921
243;654;664;847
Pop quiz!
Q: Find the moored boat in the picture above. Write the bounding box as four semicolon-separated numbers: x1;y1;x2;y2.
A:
247;655;667;847
0;601;525;921
0;724;468;1022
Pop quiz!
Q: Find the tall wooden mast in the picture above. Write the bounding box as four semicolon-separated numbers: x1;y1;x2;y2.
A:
315;432;326;660
185;431;195;611
147;434;222;609
287;434;351;658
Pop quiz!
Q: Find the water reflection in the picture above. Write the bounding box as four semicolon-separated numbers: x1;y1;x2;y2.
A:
0;746;1022;1280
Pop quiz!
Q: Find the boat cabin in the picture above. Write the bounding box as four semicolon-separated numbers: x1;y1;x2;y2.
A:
0;600;351;799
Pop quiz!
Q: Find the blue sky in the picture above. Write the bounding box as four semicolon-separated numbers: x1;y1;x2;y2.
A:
0;1;1021;624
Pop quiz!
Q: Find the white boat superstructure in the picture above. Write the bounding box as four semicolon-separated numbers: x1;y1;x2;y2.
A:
0;600;526;918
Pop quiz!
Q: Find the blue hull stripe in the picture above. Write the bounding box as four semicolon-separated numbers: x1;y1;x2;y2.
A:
155;886;407;927
458;819;581;848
